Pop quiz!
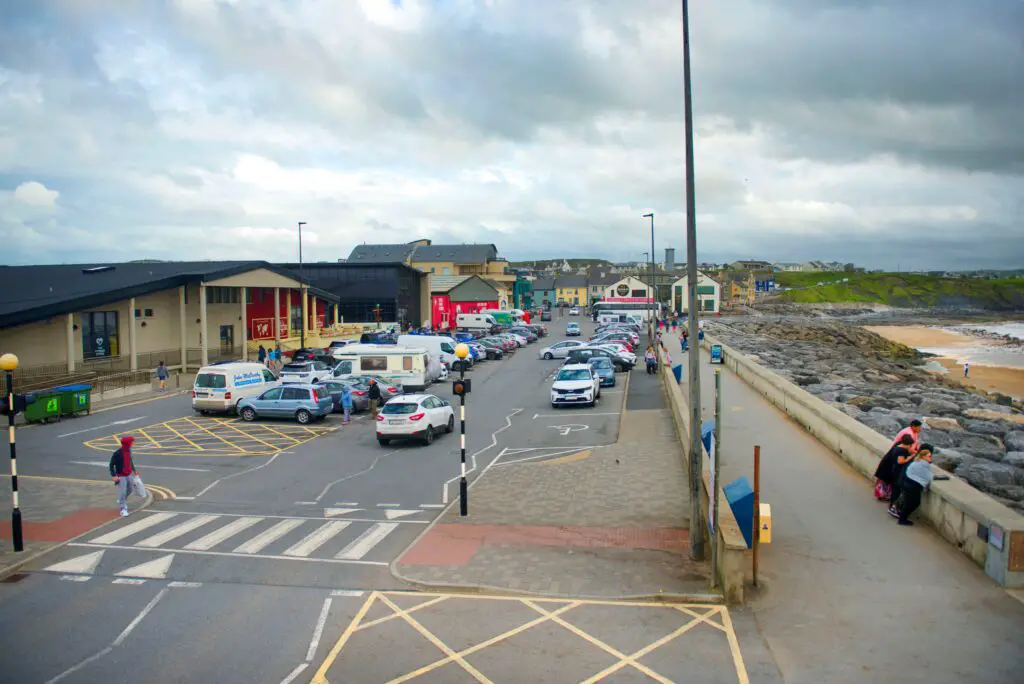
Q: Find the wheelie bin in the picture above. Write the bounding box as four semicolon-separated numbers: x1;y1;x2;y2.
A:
23;391;61;423
56;384;93;417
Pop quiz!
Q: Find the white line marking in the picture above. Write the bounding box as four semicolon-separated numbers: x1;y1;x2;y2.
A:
234;519;305;554
376;503;400;508
184;517;262;550
135;515;218;548
43;550;105;575
532;412;621;418
383;509;420;520
90;513;177;545
323;508;362;518
335;522;398;560
70;460;211;473
283;521;350;557
330;589;365;597
175;496;195;501
112;578;146;585
193;450;284;499
154;509;428;524
44;647;113;684
305;598;333;661
420;504;443;509
116;554;175;579
60;575;91;582
279;663;309;684
295;501;317;505
168;581;203;588
441;408;521;503
549;424;589;436
336;502;359;506
68;542;389;566
58;417;145;438
493;447;595;467
193;480;219;498
113;587;169;646
311;449;402;502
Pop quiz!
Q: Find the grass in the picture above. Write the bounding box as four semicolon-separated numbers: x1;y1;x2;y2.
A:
774;272;1024;308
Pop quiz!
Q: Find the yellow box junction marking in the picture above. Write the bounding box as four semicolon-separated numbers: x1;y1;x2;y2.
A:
312;591;749;684
84;416;335;457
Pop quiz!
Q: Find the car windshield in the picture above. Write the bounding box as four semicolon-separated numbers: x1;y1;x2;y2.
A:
556;369;592;382
282;363;309;372
590;359;613;369
195;373;226;389
381;402;419;415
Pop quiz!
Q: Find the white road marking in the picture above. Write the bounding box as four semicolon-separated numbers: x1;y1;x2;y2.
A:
323;508;362;518
175;496;195;501
336;502;359;506
311;449;401;502
112;578;146;585
156;509;428;524
193;450;284;499
383;509;420;520
335;522;398;560
493;446;601;467
533;412;621;418
376;503;400;507
113;587;170;646
420;504;443;509
44;647;113;684
549;424;589;436
279;663;309;684
442;408;522;504
330;589;365;597
184;516;262;550
116;554;175;579
90;513;177;545
60;575;91;582
69;542;388;566
294;501;317;505
283;521;351;557
305;597;333;661
234;518;305;554
70;460;210;473
168;581;203;588
42;550;105;575
135;515;218;548
57;417;145;438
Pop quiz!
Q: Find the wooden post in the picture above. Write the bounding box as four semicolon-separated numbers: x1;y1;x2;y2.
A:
753;444;761;587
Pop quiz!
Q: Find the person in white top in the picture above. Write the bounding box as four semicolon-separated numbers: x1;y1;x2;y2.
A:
964;362;969;378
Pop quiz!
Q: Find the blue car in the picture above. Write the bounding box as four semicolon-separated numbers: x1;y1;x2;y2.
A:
587;357;617;387
237;383;333;424
454;332;477;343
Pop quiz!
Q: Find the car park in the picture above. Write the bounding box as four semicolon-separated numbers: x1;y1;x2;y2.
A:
192;362;279;415
587;357;617;387
550;363;601;407
538;340;585;360
482;336;515;353
279;360;334;385
396;334;473;372
331;343;432;389
237;383;333;424
566;322;581;337
496;332;527;348
375;394;456;446
470;341;503;360
334;374;404;402
593;343;637;366
477;338;510;356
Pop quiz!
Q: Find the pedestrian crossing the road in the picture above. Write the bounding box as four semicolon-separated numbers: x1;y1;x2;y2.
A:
43;511;419;576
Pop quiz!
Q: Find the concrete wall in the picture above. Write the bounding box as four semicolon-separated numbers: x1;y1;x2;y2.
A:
706;336;1024;589
0;317;69;368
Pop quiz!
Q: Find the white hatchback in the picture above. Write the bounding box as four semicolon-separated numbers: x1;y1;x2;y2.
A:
375;394;455;446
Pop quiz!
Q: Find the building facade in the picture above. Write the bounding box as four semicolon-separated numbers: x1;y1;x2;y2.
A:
670;271;721;313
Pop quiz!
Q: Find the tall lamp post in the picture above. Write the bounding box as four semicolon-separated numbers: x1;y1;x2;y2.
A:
682;0;705;560
452;343;472;516
298;221;306;349
1;353;23;552
643;213;655;327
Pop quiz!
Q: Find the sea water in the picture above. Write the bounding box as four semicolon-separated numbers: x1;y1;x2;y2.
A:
929;322;1024;369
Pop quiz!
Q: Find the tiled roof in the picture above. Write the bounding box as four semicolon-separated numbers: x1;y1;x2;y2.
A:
530;278;555;291
428;275;470;293
555;274;588;288
411;244;498;264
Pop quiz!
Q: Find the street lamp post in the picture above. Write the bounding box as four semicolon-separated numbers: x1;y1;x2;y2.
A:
643;213;655;327
453;343;472;516
0;353;23;552
298;221;306;349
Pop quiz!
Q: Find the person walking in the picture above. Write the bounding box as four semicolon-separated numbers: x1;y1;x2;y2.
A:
341;383;354;425
258;345;267;366
897;445;935;526
156;361;168;392
368;378;381;418
109;435;142;517
964;362;970;378
644;346;657;375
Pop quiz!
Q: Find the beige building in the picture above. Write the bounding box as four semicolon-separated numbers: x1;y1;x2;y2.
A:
670;271;722;313
347;241;515;284
0;261;339;383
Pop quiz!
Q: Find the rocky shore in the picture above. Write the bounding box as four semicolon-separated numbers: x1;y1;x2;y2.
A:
706;319;1024;512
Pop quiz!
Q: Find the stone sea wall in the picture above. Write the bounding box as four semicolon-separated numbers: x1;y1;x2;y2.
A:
706;319;1024;512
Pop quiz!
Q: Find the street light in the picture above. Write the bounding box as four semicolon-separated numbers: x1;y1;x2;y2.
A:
298;221;306;349
0;352;23;552
643;213;655;330
452;343;472;516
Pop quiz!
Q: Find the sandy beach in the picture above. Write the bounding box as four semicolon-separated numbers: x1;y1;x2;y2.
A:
866;325;1024;399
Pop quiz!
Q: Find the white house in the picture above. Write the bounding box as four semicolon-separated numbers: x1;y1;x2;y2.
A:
670;271;721;313
602;275;651;301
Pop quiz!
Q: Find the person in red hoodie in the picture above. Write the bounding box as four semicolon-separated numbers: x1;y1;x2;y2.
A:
109;435;139;517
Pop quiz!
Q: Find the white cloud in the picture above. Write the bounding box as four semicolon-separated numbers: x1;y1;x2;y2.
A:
12;181;59;208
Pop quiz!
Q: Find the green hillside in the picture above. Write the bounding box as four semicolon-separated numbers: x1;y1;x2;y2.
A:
773;273;1024;310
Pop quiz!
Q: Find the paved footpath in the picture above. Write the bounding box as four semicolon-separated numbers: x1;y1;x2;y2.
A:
663;327;1024;684
392;371;709;599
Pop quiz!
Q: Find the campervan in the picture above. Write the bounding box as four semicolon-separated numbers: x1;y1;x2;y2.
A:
456;313;497;332
330;344;430;391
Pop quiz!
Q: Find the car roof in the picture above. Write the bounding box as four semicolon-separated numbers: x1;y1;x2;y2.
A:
274;382;318;389
559;363;593;371
387;393;437;403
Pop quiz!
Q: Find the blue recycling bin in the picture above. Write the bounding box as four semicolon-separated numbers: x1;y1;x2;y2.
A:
723;476;755;548
672;364;683;384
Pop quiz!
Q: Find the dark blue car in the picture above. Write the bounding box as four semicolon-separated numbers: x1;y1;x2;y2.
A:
587;357;616;387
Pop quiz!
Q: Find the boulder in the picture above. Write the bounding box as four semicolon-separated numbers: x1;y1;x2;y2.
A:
793;375;821;387
818;392;840;403
963;420;1009;438
920;429;958;449
923;417;961;431
806;383;842;394
1005;431;1024;452
977;403;1012;415
932;449;972;472
957;461;1021;490
837;405;865;420
868;406;891;415
990;485;1024;502
1005;452;1024;468
859;414;902;436
952;433;1006;460
917;397;962;415
965;409;1024;426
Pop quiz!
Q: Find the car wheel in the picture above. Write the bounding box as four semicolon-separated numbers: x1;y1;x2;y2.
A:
240;407;257;422
295;409;311;424
446;415;455;433
543;352;553;360
424;426;434;445
378;438;390;446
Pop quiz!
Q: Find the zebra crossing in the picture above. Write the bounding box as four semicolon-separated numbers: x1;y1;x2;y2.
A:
48;511;417;572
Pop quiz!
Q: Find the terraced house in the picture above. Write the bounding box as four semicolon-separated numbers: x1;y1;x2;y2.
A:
347;240;516;286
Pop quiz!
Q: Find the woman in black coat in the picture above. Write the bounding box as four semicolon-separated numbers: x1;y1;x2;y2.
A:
875;434;915;504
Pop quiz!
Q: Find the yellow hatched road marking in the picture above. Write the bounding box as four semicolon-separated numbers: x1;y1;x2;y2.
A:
181;417;247;452
354;595;448;632
719;600;751;684
312;591;380;684
225;420;304;444
159;420;205;451
136;427;161;448
206;418;287;453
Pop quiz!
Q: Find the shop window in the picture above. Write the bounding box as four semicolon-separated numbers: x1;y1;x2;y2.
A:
82;311;119;359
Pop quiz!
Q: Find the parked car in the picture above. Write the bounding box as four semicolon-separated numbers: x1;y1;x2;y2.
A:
328;340;354;358
237;384;333;424
527;324;548;337
192;362;278;415
334;374;404;403
469;342;501;361
566;322;581;337
565;347;632;372
481;336;515;353
476;338;509;357
540;309;552;321
507;327;538;343
550;364;601;407
593;343;637;366
375;394;456;446
569;307;580;316
313;378;369;413
587;357;617;387
538;340;586;360
279;360;333;384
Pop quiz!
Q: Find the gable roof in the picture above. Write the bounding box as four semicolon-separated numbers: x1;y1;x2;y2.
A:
0;261;336;330
428;275;470;293
347;243;418;264
555;274;588;288
411;244;498;264
530;278;555;291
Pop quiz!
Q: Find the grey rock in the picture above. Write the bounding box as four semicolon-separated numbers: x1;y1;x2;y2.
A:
1005;452;1024;468
1005;431;1024;452
921;429;958;449
806;383;842;393
837;404;866;419
957;461;1021;490
859;415;902;436
818;392;840;403
868;406;891;415
933;449;972;472
917;398;962;415
979;403;1012;414
793;375;821;387
963;420;1009;438
990;485;1024;502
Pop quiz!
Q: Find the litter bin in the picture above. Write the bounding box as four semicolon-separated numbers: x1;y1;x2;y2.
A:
56;384;93;417
23;391;61;424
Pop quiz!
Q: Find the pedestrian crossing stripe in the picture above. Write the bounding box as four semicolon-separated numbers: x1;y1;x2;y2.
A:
116;554;174;579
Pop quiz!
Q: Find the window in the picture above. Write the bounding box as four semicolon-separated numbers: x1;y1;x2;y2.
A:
282;387;308;401
703;300;716;312
195;373;227;389
81;311;119;359
260;387;284;400
697;285;715;295
402;356;413;371
556;369;592;381
675;286;682;300
334;361;353;375
144;308;154;317
134;309;141;317
361;356;388;371
381;402;419;415
440;343;454;354
262;370;276;382
443;268;451;275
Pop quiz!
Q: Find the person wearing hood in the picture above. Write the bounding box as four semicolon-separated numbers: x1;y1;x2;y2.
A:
109;435;139;517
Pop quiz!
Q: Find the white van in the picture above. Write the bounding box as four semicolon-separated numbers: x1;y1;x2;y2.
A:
331;344;430;391
456;313;497;331
192;362;279;414
396;334;474;371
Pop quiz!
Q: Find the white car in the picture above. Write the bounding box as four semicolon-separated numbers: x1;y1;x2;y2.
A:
375;394;455;446
569;307;580;316
550;363;601;408
539;340;585;360
279;360;332;385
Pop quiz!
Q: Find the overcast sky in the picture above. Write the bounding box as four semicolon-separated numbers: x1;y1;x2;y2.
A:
1;0;1021;270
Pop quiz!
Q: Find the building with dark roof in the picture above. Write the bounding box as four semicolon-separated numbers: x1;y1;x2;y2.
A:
531;278;556;308
0;261;343;376
346;240;513;284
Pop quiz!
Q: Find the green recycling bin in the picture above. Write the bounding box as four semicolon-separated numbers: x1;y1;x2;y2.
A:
56;384;93;417
23;391;61;424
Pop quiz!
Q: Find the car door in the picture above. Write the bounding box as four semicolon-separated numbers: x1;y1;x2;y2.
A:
280;387;308;417
255;387;284;416
552;342;572;358
420;397;440;428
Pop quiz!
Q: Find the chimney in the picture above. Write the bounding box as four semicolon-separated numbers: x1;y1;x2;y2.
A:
665;248;675;272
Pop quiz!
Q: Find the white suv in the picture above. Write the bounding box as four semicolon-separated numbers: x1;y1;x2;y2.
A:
376;394;455;446
550;363;601;408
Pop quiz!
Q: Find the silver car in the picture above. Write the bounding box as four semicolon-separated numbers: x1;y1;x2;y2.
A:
538;340;586;360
